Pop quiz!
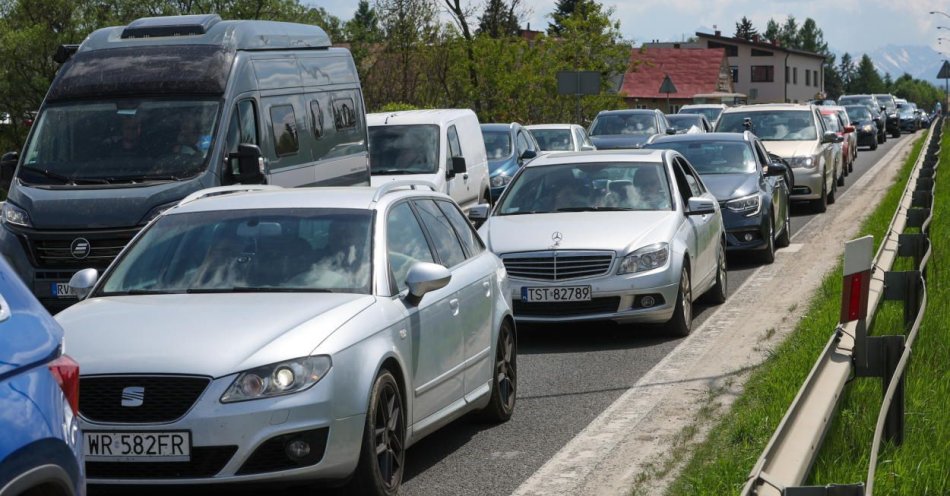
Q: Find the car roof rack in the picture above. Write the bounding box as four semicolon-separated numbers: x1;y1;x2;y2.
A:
178;185;283;207
372;180;437;202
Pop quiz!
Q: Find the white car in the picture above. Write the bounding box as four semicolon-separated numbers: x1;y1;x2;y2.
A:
525;124;596;152
56;183;515;493
678;104;728;127
473;149;727;336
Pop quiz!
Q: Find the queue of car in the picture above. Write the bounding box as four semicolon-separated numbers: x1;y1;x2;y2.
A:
0;13;928;496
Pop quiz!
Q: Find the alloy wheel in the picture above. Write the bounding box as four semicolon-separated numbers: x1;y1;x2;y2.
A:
373;381;405;490
680;269;692;325
496;327;516;413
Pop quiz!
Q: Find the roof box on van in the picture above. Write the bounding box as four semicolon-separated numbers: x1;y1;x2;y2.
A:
121;14;221;39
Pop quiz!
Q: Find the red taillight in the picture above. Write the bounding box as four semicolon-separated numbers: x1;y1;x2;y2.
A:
49;354;80;415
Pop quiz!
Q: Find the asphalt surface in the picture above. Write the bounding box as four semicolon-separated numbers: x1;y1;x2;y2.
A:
87;133;912;496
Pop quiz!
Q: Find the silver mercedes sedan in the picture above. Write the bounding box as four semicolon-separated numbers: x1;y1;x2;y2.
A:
55;183;516;494
475;149;727;336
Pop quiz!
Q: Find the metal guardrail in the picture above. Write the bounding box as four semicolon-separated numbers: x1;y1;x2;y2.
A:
741;118;942;496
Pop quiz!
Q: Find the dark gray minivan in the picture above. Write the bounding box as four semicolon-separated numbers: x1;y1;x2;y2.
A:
0;15;370;311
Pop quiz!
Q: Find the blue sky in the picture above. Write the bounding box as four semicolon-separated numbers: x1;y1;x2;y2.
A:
314;0;950;56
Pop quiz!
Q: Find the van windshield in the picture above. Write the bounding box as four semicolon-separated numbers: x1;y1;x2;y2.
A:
20;99;219;185
368;124;440;175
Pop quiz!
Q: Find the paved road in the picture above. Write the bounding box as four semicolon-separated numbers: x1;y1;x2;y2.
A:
87;133;913;496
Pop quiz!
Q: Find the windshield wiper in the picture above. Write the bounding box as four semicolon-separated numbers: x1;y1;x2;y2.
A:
372;169;421;175
18;166;110;185
105;174;182;183
186;287;335;293
498;210;543;216
555;206;634;212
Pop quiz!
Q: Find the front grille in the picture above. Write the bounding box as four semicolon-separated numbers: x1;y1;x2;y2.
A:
23;228;138;269
80;376;210;424
87;445;237;479
513;297;621;317
503;251;614;281
237;428;329;475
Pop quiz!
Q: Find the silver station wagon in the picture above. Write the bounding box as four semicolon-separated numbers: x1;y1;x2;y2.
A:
476;150;728;336
56;183;516;494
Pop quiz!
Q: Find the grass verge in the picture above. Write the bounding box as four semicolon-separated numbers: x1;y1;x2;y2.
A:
662;134;928;495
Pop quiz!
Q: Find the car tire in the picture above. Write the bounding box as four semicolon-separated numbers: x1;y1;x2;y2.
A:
702;241;727;304
892;129;901;139
871;140;878;151
879;132;886;144
349;370;405;496
776;203;791;248
478;320;517;423
828;171;837;205
837;166;845;187
668;265;692;337
848;154;854;173
760;216;775;264
812;173;828;213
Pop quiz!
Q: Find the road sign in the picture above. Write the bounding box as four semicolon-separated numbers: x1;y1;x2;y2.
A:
659;74;677;94
937;60;950;79
841;235;873;323
556;71;601;96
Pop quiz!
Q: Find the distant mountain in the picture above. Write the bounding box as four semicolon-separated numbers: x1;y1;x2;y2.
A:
866;45;947;86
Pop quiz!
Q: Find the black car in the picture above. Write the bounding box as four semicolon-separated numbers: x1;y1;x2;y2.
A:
665;113;712;133
844;105;879;150
644;131;791;263
898;107;921;132
588;109;673;149
872;93;902;138
838;94;887;144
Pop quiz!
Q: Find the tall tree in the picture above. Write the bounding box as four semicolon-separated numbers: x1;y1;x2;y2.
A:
346;0;381;41
779;16;799;48
763;18;780;42
838;53;856;92
851;54;885;94
883;72;893;90
547;0;594;37
734;16;757;41
442;0;482;111
797;18;827;54
375;0;439;104
477;0;520;38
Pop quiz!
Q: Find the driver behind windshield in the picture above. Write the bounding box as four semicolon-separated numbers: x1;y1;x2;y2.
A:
107;115;143;157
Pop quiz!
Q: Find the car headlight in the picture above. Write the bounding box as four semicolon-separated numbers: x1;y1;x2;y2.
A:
618;242;669;274
221;356;332;403
862;124;873;132
1;202;31;227
490;174;511;188
787;156;816;169
888;113;897;119
725;194;761;216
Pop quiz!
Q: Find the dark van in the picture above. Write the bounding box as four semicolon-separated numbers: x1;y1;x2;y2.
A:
0;14;370;311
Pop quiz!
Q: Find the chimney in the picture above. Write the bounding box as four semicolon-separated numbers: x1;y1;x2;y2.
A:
715;30;721;37
527;22;530;31
673;43;681;49
752;34;760;43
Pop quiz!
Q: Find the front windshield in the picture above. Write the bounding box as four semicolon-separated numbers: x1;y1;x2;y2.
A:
531;129;573;151
21;99;219;185
680;107;722;123
497;162;672;214
667;115;702;129
100;209;373;295
590;114;657;136
846;107;871;122
483;130;512;159
717;111;817;141
646;141;755;174
369;124;439;175
821;114;840;132
900;109;916;118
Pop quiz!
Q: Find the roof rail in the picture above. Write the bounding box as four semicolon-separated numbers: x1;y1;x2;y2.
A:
372;181;437;202
178;185;282;207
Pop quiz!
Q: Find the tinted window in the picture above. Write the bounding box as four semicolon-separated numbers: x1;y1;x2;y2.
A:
483;129;512;159
645;140;756;174
333;97;357;130
447;125;462;157
590;113;657;136
415;200;467;268
717;110;816;141
387;202;435;292
679;107;723;123
532;129;574;151
436;200;483;256
311;100;324;139
270;105;299;156
369;124;439;174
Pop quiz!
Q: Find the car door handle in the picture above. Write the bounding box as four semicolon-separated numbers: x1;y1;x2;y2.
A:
483;280;491;297
463;173;469;180
449;298;460;316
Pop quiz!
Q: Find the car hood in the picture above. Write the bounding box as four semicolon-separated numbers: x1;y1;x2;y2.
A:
700;173;759;202
488;156;519;177
371;172;446;189
481;211;679;255
589;134;651;150
761;140;819;158
55;293;375;377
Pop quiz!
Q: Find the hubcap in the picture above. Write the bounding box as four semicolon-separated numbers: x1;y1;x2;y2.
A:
719;246;727;296
496;328;516;412
681;270;691;323
374;382;404;489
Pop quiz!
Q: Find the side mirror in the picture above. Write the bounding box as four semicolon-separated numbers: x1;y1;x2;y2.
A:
665;128;677;135
686;197;716;216
68;268;99;300
820;131;839;144
844;125;855;133
580;144;596;151
405;262;452;304
520;149;537;161
765;162;787;177
0;151;18;191
880;105;886;112
229;144;265;184
467;204;490;228
451;156;467;176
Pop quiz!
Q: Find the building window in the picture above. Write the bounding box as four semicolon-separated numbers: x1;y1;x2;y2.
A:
708;41;738;57
814;70;820;87
793;67;798;85
731;66;738;83
751;65;774;83
806;70;810;87
751;48;774;57
785;66;789;83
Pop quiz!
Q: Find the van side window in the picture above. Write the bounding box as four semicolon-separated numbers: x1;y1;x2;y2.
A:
332;97;357;131
227;99;259;154
446;125;462;170
310;100;324;139
270;105;299;156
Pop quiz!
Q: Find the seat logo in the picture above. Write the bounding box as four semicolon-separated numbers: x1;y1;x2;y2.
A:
121;386;145;407
70;238;91;260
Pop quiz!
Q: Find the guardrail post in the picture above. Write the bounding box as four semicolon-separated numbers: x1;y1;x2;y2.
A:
843;236;873;372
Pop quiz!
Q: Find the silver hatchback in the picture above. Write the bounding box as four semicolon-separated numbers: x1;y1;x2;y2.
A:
56;183;516;494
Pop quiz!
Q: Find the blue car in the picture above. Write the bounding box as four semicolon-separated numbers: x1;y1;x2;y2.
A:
481;122;540;201
0;256;84;496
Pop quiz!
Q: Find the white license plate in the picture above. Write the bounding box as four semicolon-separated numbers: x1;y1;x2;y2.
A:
84;431;191;462
522;286;592;303
51;282;76;298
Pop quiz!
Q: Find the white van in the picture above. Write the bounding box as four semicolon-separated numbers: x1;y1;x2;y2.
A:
368;109;489;211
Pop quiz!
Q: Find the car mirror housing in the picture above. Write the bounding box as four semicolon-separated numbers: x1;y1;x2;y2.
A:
520;149;537;161
686;197;716;216
765;162;787;177
820;131;839;144
405;262;452;303
68;268;99;300
467;204;489;228
450;156;467;176
229;144;266;184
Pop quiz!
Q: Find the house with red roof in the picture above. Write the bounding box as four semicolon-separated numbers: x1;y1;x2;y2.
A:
621;45;735;113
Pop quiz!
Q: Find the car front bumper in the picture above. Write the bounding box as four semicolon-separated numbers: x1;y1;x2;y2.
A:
720;207;769;251
83;373;363;486
856;130;877;146
787;166;824;200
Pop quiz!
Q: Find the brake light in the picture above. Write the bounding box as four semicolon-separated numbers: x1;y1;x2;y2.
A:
49;355;80;415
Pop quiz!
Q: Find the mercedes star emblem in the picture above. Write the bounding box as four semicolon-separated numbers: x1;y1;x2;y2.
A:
551;231;563;244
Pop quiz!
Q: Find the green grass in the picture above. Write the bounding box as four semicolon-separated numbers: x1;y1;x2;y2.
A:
662;134;929;495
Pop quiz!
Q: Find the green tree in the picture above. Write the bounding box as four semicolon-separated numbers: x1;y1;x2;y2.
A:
374;0;439;104
797;18;827;54
547;0;593;37
779;16;799;48
838;53;856;92
734;16;757;41
763;18;780;42
883;72;893;90
345;0;383;76
851;54;885;94
477;0;520;38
